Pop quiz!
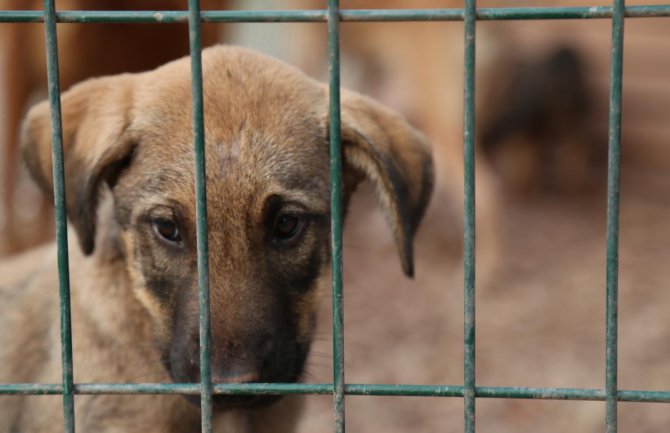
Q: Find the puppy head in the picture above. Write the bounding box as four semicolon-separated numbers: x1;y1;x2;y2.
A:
21;46;433;410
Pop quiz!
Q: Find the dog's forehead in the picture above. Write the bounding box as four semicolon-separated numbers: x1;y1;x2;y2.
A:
128;46;331;211
133;46;327;161
134;45;326;135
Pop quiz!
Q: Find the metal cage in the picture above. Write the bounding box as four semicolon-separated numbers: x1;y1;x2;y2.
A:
1;1;670;432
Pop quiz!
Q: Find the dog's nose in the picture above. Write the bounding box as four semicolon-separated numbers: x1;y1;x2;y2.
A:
210;360;277;411
212;370;260;384
211;335;274;383
211;348;265;385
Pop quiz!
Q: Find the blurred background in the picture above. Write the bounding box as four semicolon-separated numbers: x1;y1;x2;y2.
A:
1;1;669;432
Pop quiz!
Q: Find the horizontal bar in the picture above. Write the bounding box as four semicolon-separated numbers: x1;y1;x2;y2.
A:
0;6;669;23
346;5;670;20
1;383;669;402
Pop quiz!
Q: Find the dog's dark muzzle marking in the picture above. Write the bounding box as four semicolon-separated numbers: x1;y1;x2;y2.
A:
166;325;311;412
184;390;281;412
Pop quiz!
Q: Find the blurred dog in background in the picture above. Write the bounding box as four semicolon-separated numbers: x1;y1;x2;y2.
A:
479;46;605;195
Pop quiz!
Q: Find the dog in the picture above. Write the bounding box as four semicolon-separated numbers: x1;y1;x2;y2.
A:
0;45;433;432
0;0;223;256
479;47;605;195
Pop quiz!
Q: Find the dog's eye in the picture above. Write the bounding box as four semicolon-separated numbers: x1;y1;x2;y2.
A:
152;218;182;244
272;214;305;244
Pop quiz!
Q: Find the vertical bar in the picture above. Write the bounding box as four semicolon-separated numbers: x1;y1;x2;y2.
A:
606;0;624;431
187;0;213;431
463;0;477;432
327;0;345;432
42;0;75;431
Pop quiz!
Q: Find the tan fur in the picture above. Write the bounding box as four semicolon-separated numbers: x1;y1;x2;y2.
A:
0;46;433;432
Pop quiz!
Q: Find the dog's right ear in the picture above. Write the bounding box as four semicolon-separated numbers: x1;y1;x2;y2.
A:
337;90;434;278
21;75;135;255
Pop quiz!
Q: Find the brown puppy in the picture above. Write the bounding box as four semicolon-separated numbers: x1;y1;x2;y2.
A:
0;46;433;432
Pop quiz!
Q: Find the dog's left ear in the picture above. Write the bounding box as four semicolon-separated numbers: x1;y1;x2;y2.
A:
338;90;434;277
20;75;135;255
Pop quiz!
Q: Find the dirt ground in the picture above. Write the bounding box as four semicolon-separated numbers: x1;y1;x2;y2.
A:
296;162;670;433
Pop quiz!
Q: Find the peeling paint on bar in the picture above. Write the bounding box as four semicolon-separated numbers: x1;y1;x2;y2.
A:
42;0;76;431
327;1;346;432
463;0;477;431
2;384;670;403
605;0;625;431
1;6;670;23
187;0;213;431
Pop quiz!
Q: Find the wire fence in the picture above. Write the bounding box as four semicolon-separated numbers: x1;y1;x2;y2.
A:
1;1;669;432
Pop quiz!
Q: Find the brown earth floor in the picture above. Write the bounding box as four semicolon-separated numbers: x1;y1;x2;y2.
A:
297;163;670;433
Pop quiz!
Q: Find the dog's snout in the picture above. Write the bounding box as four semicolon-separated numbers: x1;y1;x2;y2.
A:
211;335;274;382
213;371;260;384
208;338;281;411
212;349;262;384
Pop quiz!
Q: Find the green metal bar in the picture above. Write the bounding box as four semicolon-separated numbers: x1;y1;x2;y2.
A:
606;0;624;431
327;0;345;432
463;0;477;431
2;6;670;23
42;0;76;431
187;0;212;431
2;383;670;402
343;5;670;20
